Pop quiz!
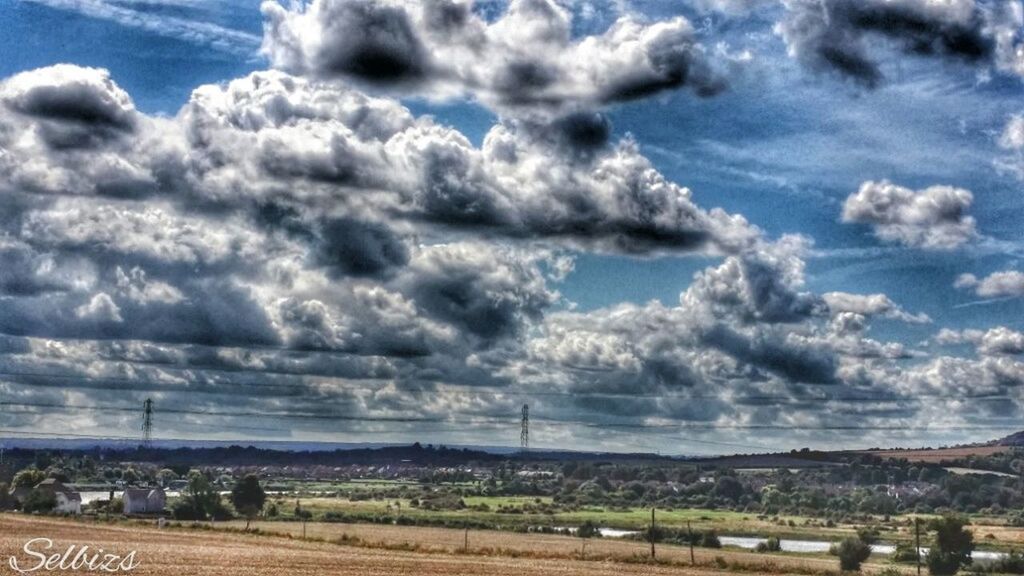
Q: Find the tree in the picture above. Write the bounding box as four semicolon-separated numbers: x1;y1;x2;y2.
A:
835;537;872;571
230;474;267;530
926;515;974;575
12;468;45;488
0;483;17;511
22;488;56;514
713;476;744;501
172;470;226;521
157;469;179;487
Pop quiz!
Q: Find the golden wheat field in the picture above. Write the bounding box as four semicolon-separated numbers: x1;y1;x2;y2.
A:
0;514;917;576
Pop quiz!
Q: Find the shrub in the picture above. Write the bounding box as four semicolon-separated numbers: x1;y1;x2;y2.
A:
577;520;601;539
835;537;872;571
756;536;781;552
891;541;921;564
856;526;880;545
701;530;722;548
171;499;205;521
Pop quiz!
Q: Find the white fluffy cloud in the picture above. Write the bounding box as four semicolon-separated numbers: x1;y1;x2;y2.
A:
841;180;977;249
260;0;725;119
996;113;1024;178
935;326;1024;355
822;291;931;323
955;270;1024;298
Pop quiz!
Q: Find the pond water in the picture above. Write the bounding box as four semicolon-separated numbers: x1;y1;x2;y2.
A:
79;490;181;504
718;536;1007;562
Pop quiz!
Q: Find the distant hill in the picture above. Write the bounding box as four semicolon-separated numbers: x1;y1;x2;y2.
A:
996;430;1024;446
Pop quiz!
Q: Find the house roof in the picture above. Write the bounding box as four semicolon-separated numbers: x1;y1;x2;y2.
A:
34;479;81;501
124;487;166;499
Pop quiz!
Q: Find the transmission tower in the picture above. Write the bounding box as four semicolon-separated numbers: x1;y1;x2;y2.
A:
520;404;529;451
141;398;153;446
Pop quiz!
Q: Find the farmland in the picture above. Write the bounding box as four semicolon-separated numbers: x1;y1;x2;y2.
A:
0;514;914;576
859;447;1013;464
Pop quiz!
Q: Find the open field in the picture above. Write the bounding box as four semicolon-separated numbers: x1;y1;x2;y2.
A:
262;496;1024;551
0;514;913;576
859;446;1011;463
285;496;846;536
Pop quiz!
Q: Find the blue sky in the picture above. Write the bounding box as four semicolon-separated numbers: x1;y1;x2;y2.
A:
2;0;1024;453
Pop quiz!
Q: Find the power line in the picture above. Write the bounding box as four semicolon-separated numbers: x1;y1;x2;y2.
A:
1;400;1021;433
0;368;1017;404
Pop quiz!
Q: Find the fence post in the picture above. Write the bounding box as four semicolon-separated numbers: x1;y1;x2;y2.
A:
650;507;656;559
688;520;695;565
915;517;922;576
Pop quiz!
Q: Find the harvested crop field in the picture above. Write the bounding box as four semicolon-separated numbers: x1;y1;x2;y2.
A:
859;445;1010;463
0;514;912;576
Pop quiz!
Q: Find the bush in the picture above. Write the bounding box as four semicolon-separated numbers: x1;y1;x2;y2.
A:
856;527;880;545
171;499;205;521
756;536;781;552
891;541;921;564
700;530;722;548
835;537;872;571
577;520;601;539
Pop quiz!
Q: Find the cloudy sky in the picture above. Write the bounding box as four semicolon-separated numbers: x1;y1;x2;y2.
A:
2;0;1024;454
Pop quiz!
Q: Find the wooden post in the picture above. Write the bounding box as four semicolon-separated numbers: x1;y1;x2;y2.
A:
464;527;470;551
688;520;695;565
650;507;656;559
915;517;921;576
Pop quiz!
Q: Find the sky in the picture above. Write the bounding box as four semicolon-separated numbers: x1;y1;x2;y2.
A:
3;0;1024;455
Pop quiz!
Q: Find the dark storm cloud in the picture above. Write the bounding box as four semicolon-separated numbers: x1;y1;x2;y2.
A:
261;0;726;118
777;0;1021;87
2;64;137;148
398;243;558;346
314;217;410;278
701;324;838;385
311;0;430;85
0;279;281;348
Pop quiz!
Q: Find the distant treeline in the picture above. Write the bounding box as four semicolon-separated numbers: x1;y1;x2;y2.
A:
0;442;673;470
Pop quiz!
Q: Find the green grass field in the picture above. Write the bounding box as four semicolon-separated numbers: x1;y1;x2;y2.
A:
266;495;856;539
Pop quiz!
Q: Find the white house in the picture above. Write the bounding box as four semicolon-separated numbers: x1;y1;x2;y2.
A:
123;487;166;515
34;479;82;515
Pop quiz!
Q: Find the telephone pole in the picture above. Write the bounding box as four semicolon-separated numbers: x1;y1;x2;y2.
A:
141;398;153;447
